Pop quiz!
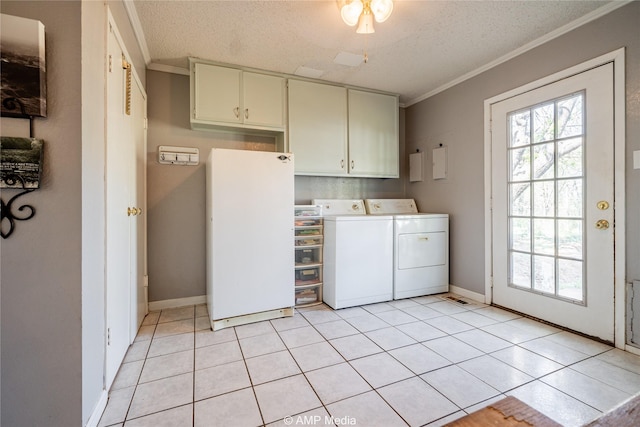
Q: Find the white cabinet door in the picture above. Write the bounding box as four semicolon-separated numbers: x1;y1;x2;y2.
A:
288;80;348;175
193;63;241;124
243;72;285;128
348;89;399;178
192;62;284;131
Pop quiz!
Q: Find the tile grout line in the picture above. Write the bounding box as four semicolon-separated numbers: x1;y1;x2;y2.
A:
110;299;640;426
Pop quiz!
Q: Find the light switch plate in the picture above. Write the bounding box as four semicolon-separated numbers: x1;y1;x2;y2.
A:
634;150;640;169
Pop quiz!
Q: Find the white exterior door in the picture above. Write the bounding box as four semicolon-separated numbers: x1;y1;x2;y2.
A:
490;63;615;342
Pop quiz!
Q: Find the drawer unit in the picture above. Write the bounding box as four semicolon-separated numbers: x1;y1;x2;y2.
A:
294;205;324;307
295;285;322;306
295;236;323;247
295;247;322;266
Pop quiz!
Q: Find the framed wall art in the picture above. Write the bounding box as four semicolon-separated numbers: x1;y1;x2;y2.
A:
0;136;44;189
1;13;46;118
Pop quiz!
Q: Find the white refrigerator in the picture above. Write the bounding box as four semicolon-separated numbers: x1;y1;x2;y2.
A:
206;148;294;330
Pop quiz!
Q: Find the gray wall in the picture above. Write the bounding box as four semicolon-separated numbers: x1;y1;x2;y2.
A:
405;2;640;296
146;70;405;302
1;2;83;425
0;1;146;425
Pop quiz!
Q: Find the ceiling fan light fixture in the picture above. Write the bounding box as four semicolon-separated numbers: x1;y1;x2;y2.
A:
356;8;375;34
340;0;363;27
370;0;393;23
339;0;392;32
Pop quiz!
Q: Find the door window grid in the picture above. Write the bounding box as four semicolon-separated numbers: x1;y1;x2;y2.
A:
507;91;586;303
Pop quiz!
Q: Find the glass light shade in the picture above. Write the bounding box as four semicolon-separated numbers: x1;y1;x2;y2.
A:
340;0;363;27
370;0;393;23
356;11;375;34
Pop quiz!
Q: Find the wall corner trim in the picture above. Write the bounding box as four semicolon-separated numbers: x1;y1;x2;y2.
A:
123;0;151;64
85;390;108;427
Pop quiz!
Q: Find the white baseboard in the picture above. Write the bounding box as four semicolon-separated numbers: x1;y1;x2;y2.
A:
148;295;207;311
85;389;108;427
449;285;487;304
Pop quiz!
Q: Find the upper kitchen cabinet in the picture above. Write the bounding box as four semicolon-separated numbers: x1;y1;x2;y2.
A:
190;60;285;133
288;80;399;178
288;79;348;176
348;89;399;178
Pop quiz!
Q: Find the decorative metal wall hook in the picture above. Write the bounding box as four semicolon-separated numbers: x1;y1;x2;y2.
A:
0;174;36;239
2;98;35;138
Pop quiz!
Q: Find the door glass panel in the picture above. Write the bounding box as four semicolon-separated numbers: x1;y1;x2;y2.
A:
510;110;531;147
533;181;554;217
558;259;583;300
533;255;555;293
533;103;554;143
533;143;554;180
510;183;530;216
510;147;530;181
510;218;530;252
558;179;583;218
558;138;583;178
558;94;583;138
557;219;583;258
507;91;585;303
510;252;531;289
533;218;555;255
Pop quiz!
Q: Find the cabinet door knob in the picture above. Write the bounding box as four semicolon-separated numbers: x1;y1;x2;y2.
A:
340;159;344;169
244;108;249;119
351;160;355;170
233;107;239;118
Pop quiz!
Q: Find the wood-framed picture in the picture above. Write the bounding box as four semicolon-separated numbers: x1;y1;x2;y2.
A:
0;13;46;118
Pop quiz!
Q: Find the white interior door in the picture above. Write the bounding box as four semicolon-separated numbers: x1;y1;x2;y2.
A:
105;24;132;388
130;75;147;338
490;63;615;342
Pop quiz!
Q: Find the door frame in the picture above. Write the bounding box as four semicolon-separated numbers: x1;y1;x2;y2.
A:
483;48;626;348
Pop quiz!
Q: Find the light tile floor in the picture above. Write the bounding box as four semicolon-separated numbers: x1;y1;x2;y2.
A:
99;294;640;427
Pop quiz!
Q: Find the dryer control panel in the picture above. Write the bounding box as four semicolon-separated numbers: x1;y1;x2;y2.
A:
365;199;418;214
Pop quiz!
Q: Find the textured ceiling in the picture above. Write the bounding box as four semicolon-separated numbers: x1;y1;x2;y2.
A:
132;0;616;105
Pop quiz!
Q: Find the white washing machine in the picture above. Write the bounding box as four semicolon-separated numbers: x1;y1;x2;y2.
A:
313;199;393;309
365;199;449;299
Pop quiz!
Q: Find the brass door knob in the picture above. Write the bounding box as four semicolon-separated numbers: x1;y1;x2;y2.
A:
597;201;610;210
595;219;609;229
127;207;134;216
136;207;143;215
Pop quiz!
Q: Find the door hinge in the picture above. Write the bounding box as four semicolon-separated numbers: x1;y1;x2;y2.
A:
107;327;111;346
108;54;112;73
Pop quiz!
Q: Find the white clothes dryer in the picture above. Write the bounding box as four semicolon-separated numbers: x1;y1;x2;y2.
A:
313;199;393;309
365;199;449;299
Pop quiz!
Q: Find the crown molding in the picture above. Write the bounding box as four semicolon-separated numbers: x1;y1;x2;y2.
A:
405;0;632;107
123;0;151;65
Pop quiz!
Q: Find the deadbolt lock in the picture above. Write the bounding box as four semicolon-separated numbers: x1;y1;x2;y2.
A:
597;201;610;210
595;219;610;230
